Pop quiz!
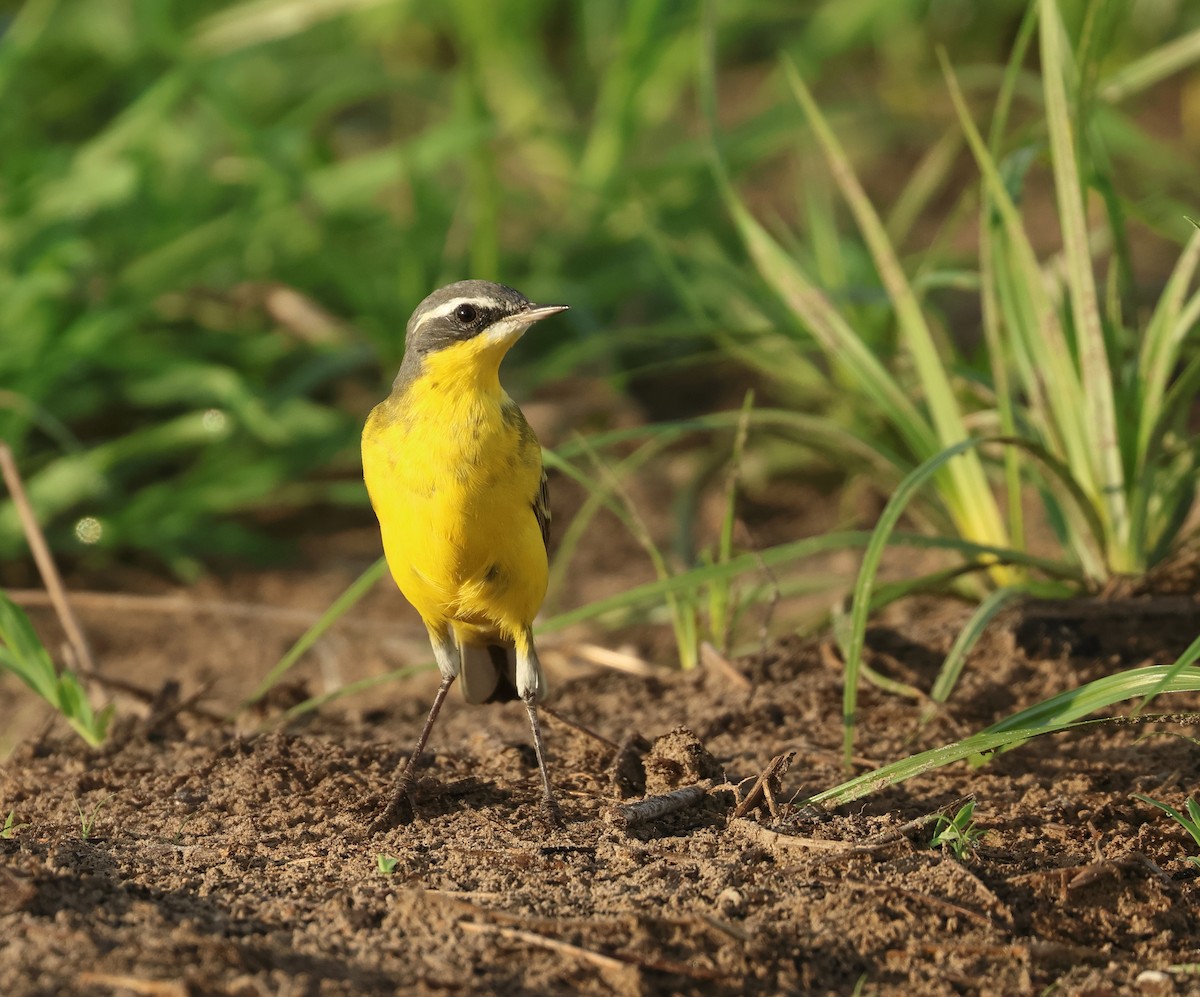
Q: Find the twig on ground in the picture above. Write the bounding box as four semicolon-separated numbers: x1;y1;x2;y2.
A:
458;921;639;990
607;784;709;830
691;910;753;943
74;670;223;723
730;796;983;860
729;818;858;855
542;705;620;751
854;796;976;851
0;444;96;675
607;731;650;798
459;920;725;982
818;875;997;929
700;641;752;693
731;751;795;819
75;973;187;997
942;859;1015;928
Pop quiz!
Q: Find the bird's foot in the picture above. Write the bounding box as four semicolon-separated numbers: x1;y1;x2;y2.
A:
368;785;415;834
542;793;566;830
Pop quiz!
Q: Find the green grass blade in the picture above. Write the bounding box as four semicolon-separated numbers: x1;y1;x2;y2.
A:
1136;227;1200;465
1135;633;1200;717
0;591;107;746
979;229;1025;555
716;189;935;460
783;58;1008;555
699;32;935;462
884;128;962;247
813;665;1200;809
927;586;1023;710
1130;794;1196;839
578;0;673;192
1039;0;1127;560
551;410;905;477
940;50;1096;501
710;392;754;651
988;1;1040;150
977;2;1039;560
542;527;1080;636
191;0;396;54
543;441;664;613
807;714;1186;809
986;665;1200;736
1099;24;1200;103
242;557;389;710
271;664;432;728
842;438;980;767
0;591;61;702
841;430;1108;765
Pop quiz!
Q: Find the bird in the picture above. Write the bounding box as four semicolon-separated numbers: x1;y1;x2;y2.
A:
361;279;568;831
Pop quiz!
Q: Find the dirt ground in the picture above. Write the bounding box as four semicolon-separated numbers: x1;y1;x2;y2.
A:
2;545;1200;997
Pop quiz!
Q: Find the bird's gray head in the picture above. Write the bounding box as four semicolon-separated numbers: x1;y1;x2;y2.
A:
393;279;567;392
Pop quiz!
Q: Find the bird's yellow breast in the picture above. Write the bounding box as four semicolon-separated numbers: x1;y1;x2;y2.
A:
361;343;547;644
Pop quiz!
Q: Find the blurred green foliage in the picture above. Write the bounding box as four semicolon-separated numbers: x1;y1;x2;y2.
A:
0;0;1196;576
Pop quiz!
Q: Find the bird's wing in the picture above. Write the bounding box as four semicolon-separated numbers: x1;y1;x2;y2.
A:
534;466;551;552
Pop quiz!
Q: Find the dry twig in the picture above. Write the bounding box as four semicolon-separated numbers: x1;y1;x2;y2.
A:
700;641;752;693
607;784;709;830
458;921;639;991
0;443;95;674
729;818;858;855
542;705;620;751
731;751;795;819
75;974;187;997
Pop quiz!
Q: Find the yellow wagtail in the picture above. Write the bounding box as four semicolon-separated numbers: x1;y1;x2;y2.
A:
362;280;568;830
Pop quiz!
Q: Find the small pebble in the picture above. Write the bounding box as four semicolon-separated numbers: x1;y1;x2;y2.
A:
717;887;744;913
173;787;207;811
1135;969;1173;995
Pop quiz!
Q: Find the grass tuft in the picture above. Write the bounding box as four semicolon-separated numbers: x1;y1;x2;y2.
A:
0;592;109;747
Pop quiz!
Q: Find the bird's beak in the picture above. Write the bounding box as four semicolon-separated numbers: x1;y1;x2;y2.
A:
480;302;568;351
521;303;569;324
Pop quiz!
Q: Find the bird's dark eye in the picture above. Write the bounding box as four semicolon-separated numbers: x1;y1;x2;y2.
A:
454;303;477;324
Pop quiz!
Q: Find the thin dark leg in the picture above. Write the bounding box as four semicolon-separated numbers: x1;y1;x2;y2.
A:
522;692;564;828
369;674;455;833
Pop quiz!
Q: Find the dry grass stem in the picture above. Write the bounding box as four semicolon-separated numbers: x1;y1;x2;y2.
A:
0;444;96;675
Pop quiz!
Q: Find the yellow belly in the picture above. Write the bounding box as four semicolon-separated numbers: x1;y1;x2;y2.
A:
361;377;547;645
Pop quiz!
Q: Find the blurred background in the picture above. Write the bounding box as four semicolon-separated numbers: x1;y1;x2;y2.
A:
0;0;1196;593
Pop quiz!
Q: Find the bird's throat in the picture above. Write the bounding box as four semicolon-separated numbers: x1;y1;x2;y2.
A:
416;337;509;400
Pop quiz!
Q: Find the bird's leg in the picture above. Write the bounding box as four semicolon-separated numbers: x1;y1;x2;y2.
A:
515;631;563;828
521;692;564;829
369;674;454;833
369;629;460;834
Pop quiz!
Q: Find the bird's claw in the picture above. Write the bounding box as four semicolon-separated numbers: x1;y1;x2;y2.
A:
368;789;415;834
543;796;566;830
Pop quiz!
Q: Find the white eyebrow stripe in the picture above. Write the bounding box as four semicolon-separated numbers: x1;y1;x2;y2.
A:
411;296;502;333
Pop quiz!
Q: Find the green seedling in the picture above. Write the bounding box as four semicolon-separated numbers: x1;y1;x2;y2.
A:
2;810;25;839
75;794;113;841
1132;793;1200;868
928;799;986;860
171;811;201;847
376;854;399;876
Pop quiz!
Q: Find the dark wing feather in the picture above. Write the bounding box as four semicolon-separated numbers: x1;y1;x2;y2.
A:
534;466;551;552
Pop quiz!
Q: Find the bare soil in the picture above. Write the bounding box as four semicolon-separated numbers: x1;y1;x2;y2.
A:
2;567;1200;995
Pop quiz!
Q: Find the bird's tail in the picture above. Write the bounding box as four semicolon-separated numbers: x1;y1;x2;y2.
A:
458;631;547;704
459;641;517;704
